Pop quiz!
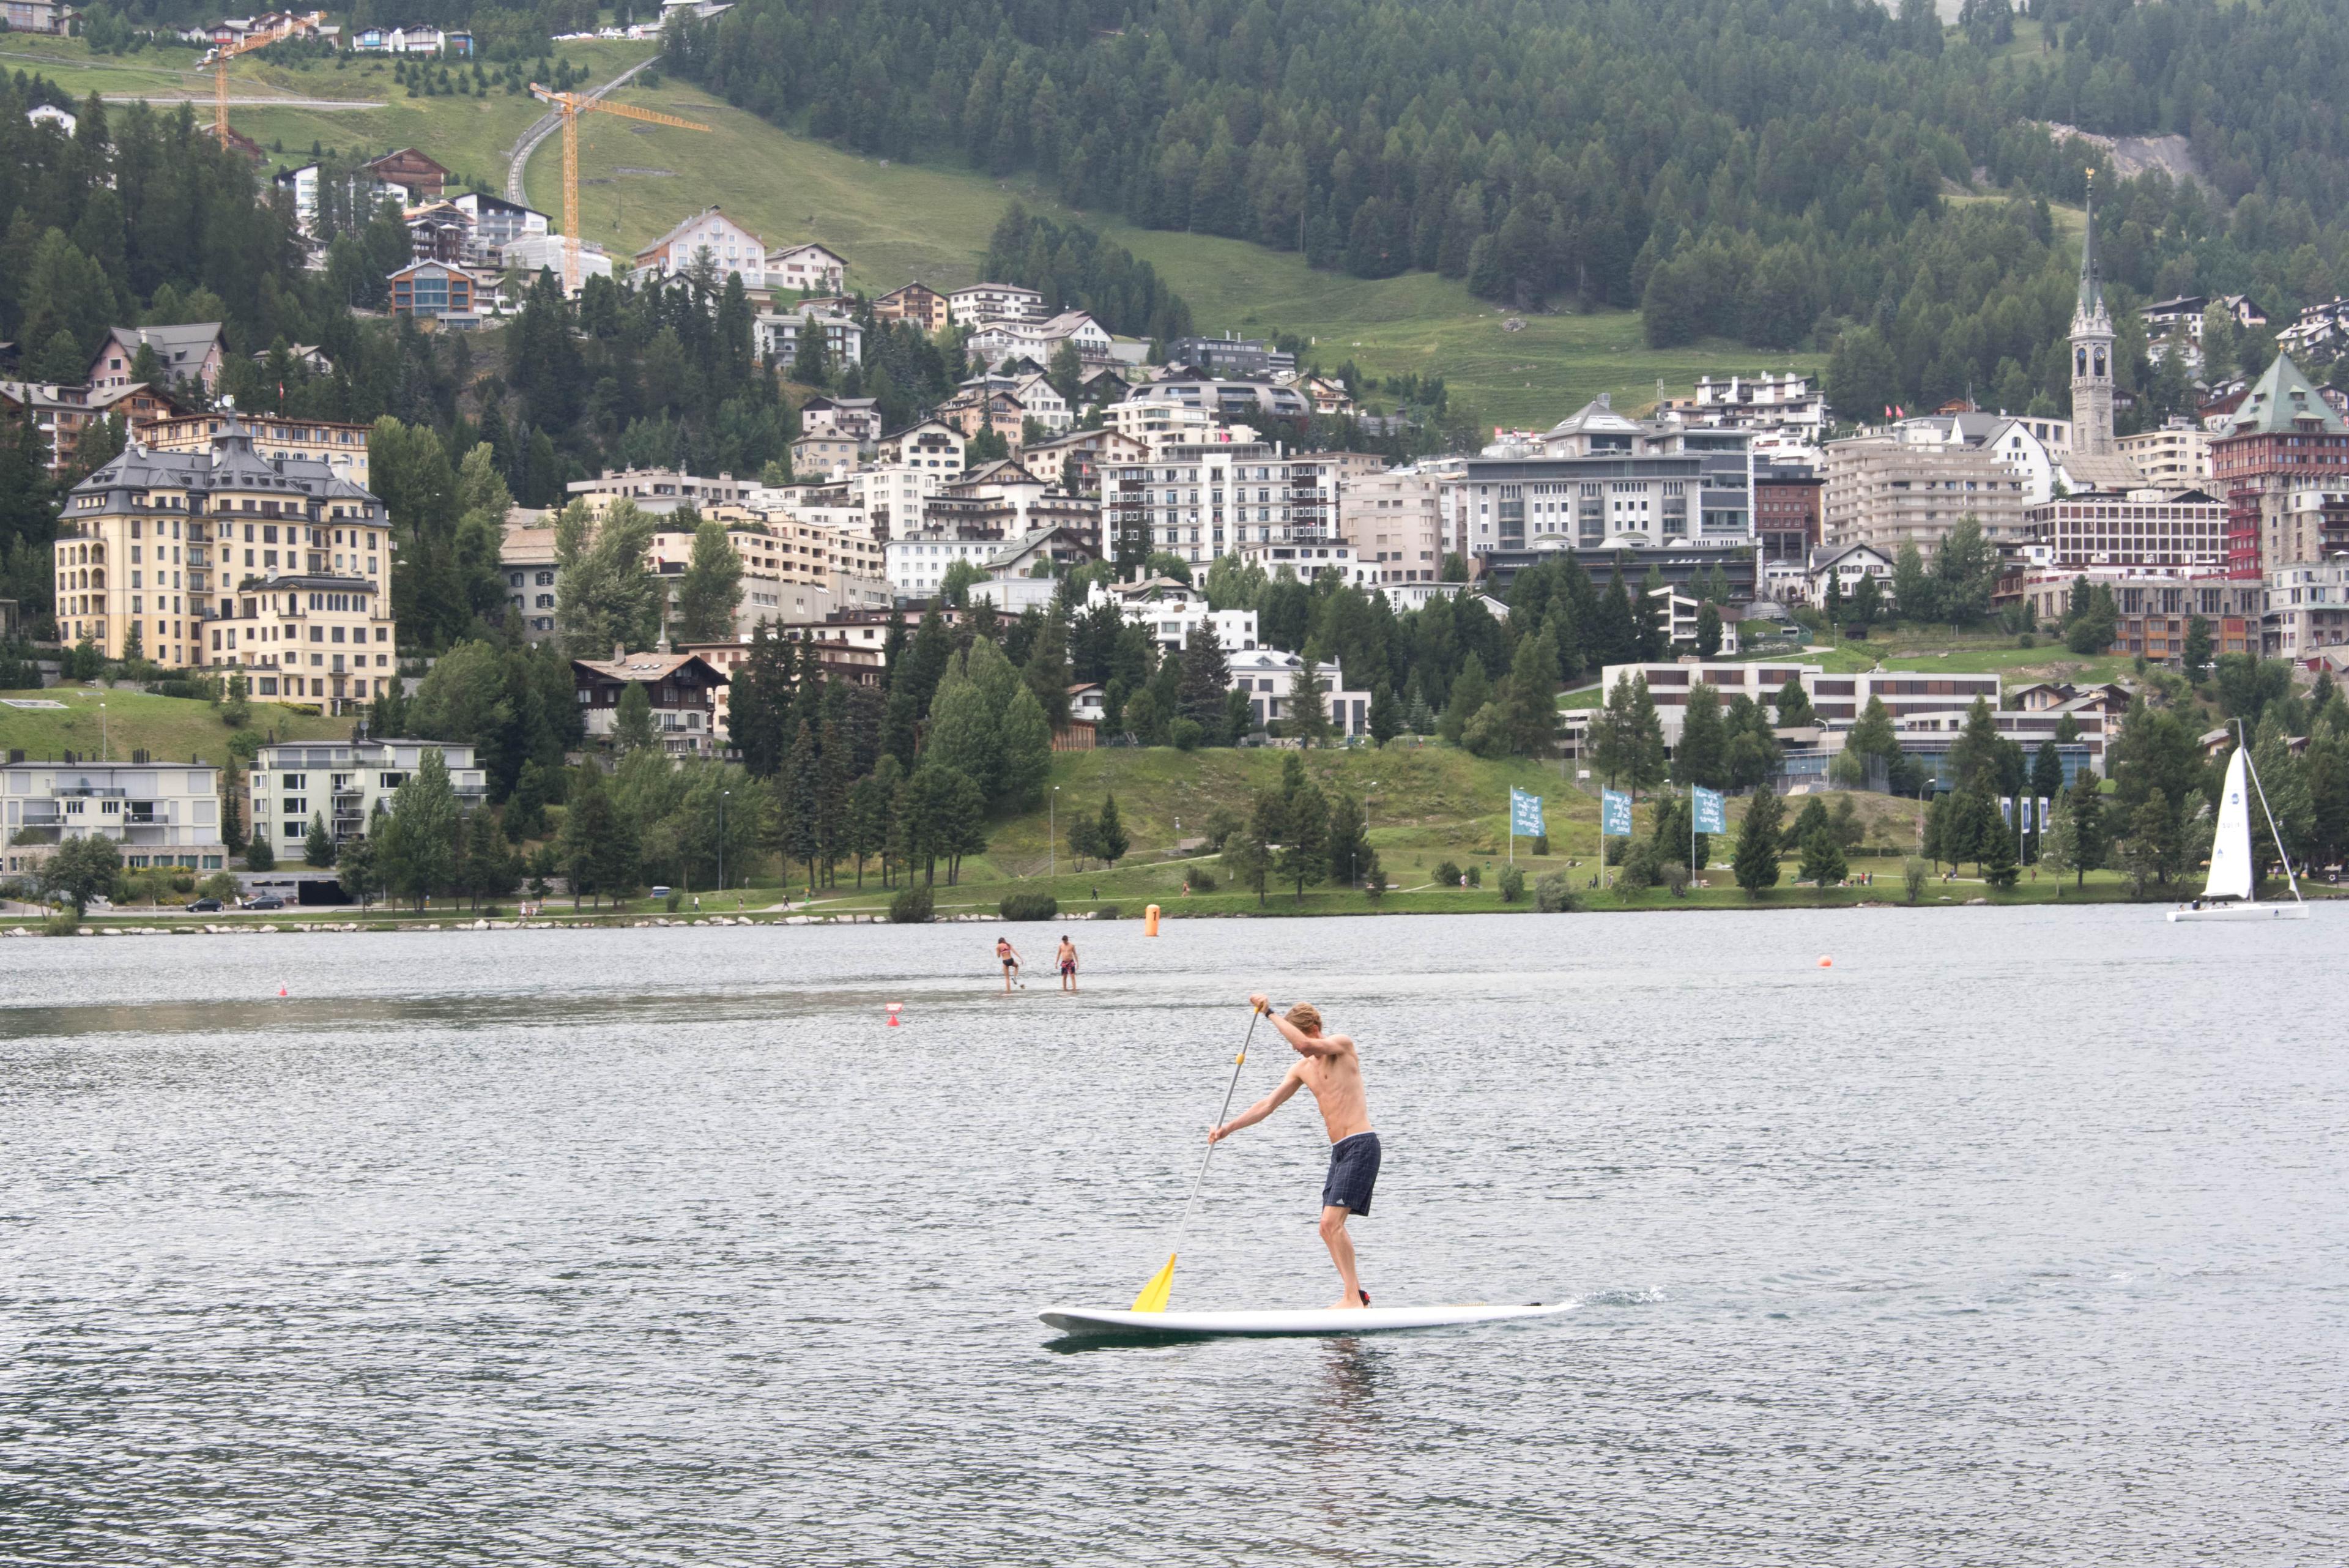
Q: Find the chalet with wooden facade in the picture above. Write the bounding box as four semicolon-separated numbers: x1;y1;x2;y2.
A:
571;648;728;757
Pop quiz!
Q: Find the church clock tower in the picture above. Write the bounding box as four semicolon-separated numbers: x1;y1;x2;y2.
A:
2071;171;2116;457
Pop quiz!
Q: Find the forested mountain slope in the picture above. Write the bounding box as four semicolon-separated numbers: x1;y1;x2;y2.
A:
669;0;2349;412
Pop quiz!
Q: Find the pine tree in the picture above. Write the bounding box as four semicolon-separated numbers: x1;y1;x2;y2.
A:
1324;793;1371;885
1773;675;1814;727
1978;810;2020;888
1437;652;1490;743
776;721;820;886
1499;630;1559;756
1231;792;1277;907
612;682;658;753
815;715;850;886
305;811;335;868
1733;787;1783;897
1093;792;1129;866
1286;650;1332;746
1368;680;1401;744
1800;825;1848;886
1277;775;1327;902
2039;798;2078;894
2066;779;2104;888
996;683;1054;809
1671;679;1725;787
675;517;744;642
1174;622;1231;735
1946;696;2003;793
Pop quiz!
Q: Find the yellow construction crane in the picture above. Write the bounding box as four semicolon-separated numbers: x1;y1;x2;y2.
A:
203;14;311;149
529;84;711;295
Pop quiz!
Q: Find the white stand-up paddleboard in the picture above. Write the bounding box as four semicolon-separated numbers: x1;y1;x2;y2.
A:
1039;1301;1573;1339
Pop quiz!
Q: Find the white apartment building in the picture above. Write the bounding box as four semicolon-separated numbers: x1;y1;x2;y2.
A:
877;420;967;476
634;207;766;288
1439;396;1754;559
1104;439;1344;567
765;242;847;295
1646;585;1740;653
1226;648;1373;738
2266;560;2349;659
845;464;944;535
1688;372;1830;438
1009;371;1073;434
756;307;863;365
1107;397;1225;447
248;738;487;853
948;283;1045;326
885;535;999;599
965;310;1115;370
1341;470;1442;585
2116;419;2213;485
566;467;755;516
0;759;227;876
1089;581;1260;654
1598;661;2002;743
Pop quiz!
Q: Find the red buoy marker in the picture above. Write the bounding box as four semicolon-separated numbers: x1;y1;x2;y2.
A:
885;1002;903;1027
1817;956;1833;968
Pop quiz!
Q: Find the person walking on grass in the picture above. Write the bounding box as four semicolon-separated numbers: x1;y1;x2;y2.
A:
1056;934;1078;992
1208;994;1380;1309
995;935;1023;992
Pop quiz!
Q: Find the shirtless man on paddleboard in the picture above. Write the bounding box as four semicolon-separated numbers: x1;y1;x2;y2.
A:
1208;994;1379;1309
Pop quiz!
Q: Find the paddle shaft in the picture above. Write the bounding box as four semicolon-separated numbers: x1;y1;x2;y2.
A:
1168;1006;1266;1257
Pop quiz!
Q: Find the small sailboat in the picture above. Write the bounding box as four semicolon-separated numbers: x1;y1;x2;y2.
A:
2167;727;2310;921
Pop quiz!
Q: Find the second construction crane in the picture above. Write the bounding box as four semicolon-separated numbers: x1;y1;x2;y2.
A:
529;83;711;296
202;12;315;148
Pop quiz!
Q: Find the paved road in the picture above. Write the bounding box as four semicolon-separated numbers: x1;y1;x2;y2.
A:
504;55;658;207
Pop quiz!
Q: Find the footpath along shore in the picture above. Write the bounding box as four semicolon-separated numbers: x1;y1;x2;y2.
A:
6;877;2312;935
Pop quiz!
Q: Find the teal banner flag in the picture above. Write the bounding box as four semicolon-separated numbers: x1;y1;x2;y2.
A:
1510;787;1545;836
1601;789;1632;836
1692;786;1726;836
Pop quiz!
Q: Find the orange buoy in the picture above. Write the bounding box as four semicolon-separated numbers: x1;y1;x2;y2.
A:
1144;904;1161;936
1817;956;1833;968
885;1002;904;1027
277;985;288;997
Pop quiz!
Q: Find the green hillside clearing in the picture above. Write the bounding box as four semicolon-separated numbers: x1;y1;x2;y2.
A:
0;684;349;764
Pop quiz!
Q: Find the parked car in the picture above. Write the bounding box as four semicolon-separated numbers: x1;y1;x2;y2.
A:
244;896;287;910
187;897;222;912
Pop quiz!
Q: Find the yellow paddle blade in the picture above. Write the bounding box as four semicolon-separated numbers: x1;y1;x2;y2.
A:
1130;1253;1177;1312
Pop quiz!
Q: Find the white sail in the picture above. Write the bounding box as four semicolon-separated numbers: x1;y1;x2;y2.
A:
2205;746;2254;901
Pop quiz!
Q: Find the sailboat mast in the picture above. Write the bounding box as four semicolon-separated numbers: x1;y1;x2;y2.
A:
2238;727;2306;905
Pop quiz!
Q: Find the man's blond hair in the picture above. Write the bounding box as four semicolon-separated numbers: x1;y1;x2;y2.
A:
1285;1002;1323;1035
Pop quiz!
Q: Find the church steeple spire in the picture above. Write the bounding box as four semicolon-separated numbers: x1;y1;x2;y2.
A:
2069;168;2115;456
2076;169;2107;325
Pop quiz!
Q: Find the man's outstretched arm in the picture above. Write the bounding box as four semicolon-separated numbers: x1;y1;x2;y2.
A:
1209;1068;1303;1142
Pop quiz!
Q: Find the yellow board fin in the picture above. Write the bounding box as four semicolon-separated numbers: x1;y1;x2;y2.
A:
1130;1254;1176;1313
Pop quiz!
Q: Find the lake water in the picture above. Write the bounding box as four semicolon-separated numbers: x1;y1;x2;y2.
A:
2;908;2342;1565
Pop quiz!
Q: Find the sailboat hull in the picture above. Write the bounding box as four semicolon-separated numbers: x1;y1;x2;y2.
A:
2165;902;2312;922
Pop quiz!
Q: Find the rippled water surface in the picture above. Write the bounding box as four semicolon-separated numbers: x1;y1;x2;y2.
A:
3;908;2344;1564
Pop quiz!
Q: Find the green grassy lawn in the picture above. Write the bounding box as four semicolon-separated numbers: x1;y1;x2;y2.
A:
0;684;349;764
1712;627;2141;687
801;743;1931;908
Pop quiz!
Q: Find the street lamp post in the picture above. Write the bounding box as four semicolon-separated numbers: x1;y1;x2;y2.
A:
718;789;729;904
